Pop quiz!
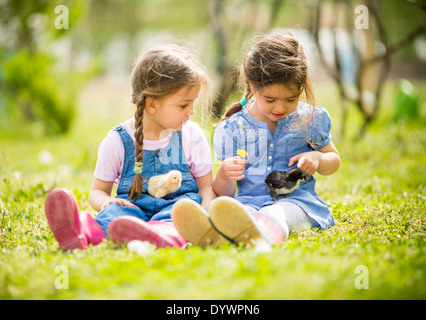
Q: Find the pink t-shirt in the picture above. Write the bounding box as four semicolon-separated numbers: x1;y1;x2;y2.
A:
94;120;213;184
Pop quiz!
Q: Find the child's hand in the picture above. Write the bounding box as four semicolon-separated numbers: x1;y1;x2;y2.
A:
218;156;248;181
288;151;321;176
101;197;136;209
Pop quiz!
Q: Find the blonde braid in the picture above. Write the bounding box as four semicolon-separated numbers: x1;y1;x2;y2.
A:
128;98;145;201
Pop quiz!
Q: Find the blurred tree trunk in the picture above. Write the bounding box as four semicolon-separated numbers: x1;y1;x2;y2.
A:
210;0;237;119
312;0;426;139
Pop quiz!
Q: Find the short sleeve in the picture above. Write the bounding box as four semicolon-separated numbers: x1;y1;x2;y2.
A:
182;121;213;178
213;121;238;160
307;107;332;150
93;131;124;183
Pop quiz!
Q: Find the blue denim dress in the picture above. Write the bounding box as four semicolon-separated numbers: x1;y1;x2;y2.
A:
95;124;201;235
213;102;335;230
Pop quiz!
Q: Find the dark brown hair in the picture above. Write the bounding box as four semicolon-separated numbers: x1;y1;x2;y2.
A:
221;32;315;122
128;45;210;201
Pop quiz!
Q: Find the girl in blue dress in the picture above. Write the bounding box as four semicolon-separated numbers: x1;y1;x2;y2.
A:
172;33;340;247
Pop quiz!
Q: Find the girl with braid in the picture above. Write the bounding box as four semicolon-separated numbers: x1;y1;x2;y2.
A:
44;45;216;250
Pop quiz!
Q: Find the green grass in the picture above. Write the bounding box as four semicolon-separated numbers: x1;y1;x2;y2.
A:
0;79;425;299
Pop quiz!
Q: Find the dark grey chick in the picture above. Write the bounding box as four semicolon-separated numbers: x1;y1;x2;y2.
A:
265;168;308;201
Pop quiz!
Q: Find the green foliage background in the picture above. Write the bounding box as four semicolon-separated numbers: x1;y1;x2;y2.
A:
0;0;425;300
1;81;425;299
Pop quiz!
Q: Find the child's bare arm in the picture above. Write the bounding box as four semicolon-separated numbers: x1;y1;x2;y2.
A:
213;157;247;197
194;171;216;210
288;141;340;176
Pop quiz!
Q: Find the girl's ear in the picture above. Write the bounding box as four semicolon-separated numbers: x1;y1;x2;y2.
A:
145;97;157;114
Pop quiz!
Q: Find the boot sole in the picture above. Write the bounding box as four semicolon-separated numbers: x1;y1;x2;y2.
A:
171;198;231;248
209;197;271;246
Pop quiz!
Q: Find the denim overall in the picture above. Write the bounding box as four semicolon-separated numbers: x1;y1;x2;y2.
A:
214;103;335;230
95;124;201;236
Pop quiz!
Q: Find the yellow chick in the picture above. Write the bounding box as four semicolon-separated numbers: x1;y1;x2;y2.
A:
148;170;182;198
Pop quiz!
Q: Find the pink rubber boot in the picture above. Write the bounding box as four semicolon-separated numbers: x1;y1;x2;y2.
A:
252;213;288;245
107;216;187;249
45;188;106;250
79;211;106;246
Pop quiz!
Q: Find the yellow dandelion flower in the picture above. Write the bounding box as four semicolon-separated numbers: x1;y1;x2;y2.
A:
237;149;248;158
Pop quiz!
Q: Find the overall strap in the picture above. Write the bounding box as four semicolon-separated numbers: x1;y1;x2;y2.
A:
114;124;136;177
156;130;187;167
173;130;186;165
